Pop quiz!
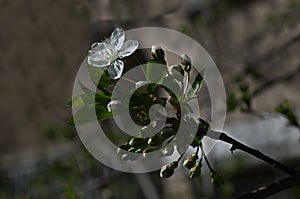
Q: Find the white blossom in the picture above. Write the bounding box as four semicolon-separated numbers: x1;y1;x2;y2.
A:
87;27;139;79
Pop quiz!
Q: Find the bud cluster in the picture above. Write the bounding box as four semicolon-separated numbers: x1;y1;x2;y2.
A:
183;153;202;179
117;125;177;160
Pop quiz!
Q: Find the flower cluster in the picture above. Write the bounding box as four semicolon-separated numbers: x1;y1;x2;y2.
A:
69;27;217;183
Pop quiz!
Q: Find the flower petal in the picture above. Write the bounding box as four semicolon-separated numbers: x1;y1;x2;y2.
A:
87;51;110;68
91;42;104;50
118;40;139;58
110;27;125;51
107;60;124;79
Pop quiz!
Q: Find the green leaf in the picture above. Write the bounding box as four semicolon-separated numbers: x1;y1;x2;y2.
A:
67;92;111;108
87;65;116;93
68;104;113;125
67;94;90;107
187;70;205;98
64;187;82;199
79;81;94;95
227;91;240;112
161;76;183;98
146;59;167;84
275;100;299;127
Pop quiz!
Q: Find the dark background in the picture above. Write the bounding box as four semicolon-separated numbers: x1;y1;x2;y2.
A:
0;0;300;198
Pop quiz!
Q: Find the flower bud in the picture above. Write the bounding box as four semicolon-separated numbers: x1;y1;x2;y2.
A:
117;143;130;152
210;171;224;187
169;65;184;81
183;153;198;169
117;143;139;161
128;147;136;152
148;135;163;146
142;147;159;158
189;162;202;179
181;54;192;73
160;161;178;178
117;144;130;158
190;136;202;148
129;138;146;148
151;45;165;60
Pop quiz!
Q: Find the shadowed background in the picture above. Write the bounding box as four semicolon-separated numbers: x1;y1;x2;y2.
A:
0;0;300;198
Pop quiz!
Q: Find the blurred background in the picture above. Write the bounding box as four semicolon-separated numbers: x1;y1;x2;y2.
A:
0;0;300;198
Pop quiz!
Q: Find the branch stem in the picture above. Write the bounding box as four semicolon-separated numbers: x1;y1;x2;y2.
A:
234;173;300;199
212;131;297;175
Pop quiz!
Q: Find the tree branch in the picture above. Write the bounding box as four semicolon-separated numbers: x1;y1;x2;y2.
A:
234;173;300;199
207;131;297;175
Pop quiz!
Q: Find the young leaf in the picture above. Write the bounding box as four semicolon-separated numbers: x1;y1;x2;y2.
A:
187;70;205;98
64;187;82;199
227;91;240;112
146;59;168;84
275;100;299;127
68;104;113;125
79;81;94;96
67;92;111;108
87;65;116;93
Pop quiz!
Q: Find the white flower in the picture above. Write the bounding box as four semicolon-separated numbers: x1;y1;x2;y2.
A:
87;27;139;79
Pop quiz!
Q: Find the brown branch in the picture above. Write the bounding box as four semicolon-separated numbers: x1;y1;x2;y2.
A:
234;173;300;199
216;132;297;176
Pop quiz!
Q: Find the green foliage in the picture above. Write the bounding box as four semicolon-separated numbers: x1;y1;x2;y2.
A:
68;104;113;125
189;161;202;179
227;91;239;112
68;44;211;182
41;125;75;140
64;187;83;199
67;92;110;108
275;100;299;127
289;0;300;10
87;64;116;94
227;80;252;112
146;59;168;84
210;170;224;188
183;153;198;169
187;70;205;98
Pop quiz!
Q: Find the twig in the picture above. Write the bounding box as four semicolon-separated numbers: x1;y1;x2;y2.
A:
200;144;213;172
206;130;297;175
234;172;300;199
